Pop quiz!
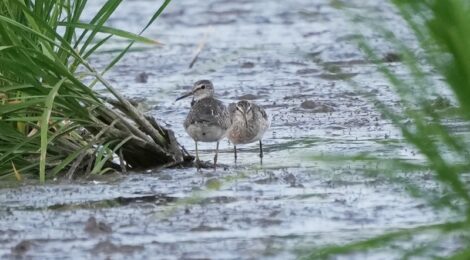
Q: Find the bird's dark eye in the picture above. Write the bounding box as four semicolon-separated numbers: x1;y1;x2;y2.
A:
200;85;206;89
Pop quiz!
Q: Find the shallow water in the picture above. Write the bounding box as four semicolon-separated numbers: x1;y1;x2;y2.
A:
0;0;457;259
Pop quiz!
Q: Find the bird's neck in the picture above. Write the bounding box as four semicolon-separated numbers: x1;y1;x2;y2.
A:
191;96;213;107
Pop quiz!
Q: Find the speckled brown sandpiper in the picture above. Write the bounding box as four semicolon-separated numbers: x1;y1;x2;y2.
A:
176;80;231;169
228;100;269;162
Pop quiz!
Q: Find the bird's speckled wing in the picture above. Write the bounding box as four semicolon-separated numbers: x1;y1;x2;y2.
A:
255;105;268;121
228;102;237;118
184;97;231;130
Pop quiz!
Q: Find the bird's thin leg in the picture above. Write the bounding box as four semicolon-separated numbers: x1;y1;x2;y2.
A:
259;140;263;164
214;141;219;170
195;141;201;169
234;145;237;163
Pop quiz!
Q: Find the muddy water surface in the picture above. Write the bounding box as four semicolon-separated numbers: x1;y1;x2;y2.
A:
0;1;454;259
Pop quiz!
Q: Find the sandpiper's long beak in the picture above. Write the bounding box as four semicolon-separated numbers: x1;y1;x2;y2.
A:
236;105;249;127
175;91;193;101
242;113;248;127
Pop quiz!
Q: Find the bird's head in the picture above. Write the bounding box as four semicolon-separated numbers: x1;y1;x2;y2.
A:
176;80;214;102
233;100;254;127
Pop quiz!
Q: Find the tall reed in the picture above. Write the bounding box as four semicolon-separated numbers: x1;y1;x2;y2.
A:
0;0;184;183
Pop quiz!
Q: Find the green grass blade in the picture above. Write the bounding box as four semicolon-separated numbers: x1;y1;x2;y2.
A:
39;78;65;183
58;22;160;44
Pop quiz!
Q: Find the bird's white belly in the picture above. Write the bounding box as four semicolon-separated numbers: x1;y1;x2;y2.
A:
186;124;226;142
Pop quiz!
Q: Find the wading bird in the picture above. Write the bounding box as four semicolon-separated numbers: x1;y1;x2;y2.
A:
176;80;231;169
228;100;269;162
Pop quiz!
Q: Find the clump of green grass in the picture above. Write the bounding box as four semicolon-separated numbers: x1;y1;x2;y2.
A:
0;0;186;183
304;0;470;258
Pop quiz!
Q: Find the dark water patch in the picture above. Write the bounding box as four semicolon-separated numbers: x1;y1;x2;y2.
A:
198;196;238;205
190;225;228;232
317;72;358;80
289;193;329;200
237;93;260;100
11;240;34;256
48;194;176;211
299;100;336;113
84;216;112;235
383;52;402;63
257;218;283;228
344;117;371;127
296;68;319;75
254;176;279;185
135;71;151;83
283;94;314;100
91;240;144;255
303;30;329;38
427;96;452;111
323;59;371;66
240;61;255;68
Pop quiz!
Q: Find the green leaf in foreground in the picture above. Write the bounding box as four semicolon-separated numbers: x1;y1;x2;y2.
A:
39;78;65;183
